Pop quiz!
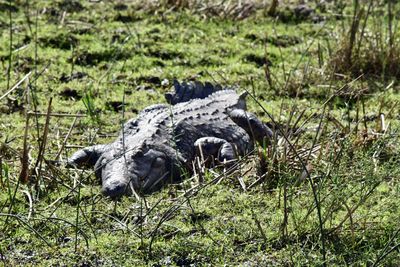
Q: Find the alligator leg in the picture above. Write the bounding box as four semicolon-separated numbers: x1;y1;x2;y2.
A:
67;144;108;167
194;137;237;163
229;109;273;144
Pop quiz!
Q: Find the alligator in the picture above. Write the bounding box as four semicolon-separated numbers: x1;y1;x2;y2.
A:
68;81;273;198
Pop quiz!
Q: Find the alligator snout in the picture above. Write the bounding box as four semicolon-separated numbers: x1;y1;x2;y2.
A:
99;159;135;199
101;180;131;199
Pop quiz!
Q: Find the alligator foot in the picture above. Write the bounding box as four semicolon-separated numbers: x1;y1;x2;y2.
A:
229;109;273;145
194;137;237;164
67;144;109;168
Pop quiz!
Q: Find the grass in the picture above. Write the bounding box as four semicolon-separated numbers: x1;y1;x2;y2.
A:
1;0;400;266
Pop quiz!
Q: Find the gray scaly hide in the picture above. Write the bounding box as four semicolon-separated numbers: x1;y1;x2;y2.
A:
68;81;272;198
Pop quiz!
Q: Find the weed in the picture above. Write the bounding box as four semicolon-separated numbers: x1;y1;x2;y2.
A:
330;0;400;80
82;86;100;123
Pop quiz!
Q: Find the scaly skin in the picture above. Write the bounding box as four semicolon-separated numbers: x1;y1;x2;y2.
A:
68;81;272;198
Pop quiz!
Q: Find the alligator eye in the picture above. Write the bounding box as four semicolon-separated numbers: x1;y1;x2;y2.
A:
153;157;165;168
134;150;143;158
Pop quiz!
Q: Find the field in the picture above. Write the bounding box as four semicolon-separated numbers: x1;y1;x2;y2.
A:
1;0;400;266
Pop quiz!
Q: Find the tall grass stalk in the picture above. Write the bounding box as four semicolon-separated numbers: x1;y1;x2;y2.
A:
267;0;279;16
0;163;11;213
355;0;373;57
346;0;361;66
388;0;394;49
0;157;3;189
31;7;41;149
6;0;12;91
74;175;82;252
33;98;52;195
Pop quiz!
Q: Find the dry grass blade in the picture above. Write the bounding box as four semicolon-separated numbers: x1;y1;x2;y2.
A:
0;157;3;189
19;76;31;184
54;116;78;161
33;98;53;184
27;112;87;118
21;190;33;221
0;71;32;102
19;111;30;183
251;209;267;244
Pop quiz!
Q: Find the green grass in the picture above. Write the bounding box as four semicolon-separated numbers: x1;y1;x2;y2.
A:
1;0;400;266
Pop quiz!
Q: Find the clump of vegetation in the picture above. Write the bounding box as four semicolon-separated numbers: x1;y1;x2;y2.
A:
331;0;400;80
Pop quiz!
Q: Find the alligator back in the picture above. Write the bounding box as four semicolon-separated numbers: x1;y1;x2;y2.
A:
173;89;247;113
120;87;250;162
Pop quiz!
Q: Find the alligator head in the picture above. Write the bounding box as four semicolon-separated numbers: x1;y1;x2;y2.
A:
93;143;181;198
